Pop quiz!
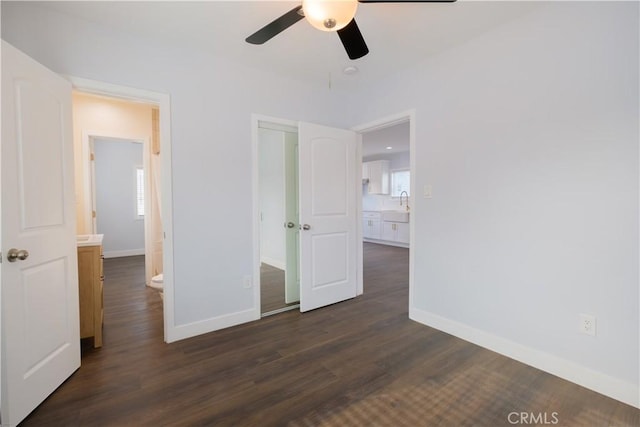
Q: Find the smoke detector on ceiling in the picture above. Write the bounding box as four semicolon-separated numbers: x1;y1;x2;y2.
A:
343;65;359;75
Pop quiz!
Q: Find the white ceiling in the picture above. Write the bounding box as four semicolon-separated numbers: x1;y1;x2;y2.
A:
30;1;543;88
362;121;410;157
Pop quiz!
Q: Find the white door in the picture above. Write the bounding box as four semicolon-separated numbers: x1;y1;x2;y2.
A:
298;122;357;312
1;41;80;426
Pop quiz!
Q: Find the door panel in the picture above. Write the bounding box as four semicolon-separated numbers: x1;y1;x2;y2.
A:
2;41;80;426
299;122;357;312
311;233;348;287
16;80;66;228
310;138;348;216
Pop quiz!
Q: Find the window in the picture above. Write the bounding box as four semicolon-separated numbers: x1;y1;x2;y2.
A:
136;167;144;217
391;169;410;197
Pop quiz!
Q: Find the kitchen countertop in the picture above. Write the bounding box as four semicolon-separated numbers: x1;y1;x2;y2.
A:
76;234;104;247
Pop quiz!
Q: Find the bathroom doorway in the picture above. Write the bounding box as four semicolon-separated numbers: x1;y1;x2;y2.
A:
72;90;166;334
258;121;300;315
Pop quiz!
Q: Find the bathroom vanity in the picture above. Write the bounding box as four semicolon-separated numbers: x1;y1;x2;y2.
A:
77;234;104;348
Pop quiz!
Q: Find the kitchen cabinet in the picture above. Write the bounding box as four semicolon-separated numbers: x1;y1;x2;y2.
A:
363;160;389;195
363;211;381;240
381;221;410;244
78;242;104;348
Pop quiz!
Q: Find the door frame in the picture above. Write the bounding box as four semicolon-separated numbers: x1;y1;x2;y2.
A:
68;76;177;343
352;109;416;303
251;114;300;318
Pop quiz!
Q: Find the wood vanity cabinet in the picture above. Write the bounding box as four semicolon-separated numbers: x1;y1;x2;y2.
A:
77;244;104;348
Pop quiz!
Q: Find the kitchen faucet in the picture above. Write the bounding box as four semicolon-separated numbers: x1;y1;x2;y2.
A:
400;191;409;211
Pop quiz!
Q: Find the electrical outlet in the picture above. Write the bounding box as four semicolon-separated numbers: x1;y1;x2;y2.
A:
243;275;252;289
579;314;596;336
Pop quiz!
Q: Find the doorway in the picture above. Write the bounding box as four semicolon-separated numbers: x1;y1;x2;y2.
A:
92;137;146;259
354;111;415;298
252;116;360;316
69;78;176;343
257;121;300;315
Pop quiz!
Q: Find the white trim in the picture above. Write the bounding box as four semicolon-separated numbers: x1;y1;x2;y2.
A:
363;239;409;249
352;111;412;133
260;257;286;271
67;76;176;344
355;134;364;296
410;307;640;408
103;249;145;259
168;308;257;343
258;120;298;134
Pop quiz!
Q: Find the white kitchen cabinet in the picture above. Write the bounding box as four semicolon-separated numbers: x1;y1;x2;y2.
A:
381;221;410;244
363;212;381;240
396;222;410;243
364;160;389;194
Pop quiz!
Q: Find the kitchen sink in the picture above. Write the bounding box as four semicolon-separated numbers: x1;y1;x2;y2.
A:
382;211;409;223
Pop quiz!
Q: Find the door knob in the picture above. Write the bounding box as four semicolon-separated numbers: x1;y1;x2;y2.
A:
302;224;311;230
285;222;296;229
6;248;29;263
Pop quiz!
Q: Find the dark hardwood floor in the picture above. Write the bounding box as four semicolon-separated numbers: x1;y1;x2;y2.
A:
20;246;639;426
260;263;299;313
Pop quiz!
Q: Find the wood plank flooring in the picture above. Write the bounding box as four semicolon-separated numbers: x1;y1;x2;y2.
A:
260;263;298;313
20;245;639;426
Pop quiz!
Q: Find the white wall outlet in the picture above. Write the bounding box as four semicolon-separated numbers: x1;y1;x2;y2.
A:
243;275;253;289
579;313;596;336
424;184;433;199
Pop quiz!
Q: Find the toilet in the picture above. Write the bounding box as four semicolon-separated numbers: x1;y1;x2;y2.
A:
148;273;163;291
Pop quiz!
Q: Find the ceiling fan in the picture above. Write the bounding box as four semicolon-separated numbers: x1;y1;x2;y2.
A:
246;0;457;60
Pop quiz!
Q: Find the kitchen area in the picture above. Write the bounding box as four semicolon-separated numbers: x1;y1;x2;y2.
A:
362;121;410;248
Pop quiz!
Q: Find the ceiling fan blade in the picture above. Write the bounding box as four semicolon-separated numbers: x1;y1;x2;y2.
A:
337;19;369;60
246;5;304;45
358;0;456;3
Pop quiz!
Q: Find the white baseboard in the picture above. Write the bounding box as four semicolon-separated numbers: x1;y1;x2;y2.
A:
166;308;259;343
410;306;640;408
363;238;409;249
261;256;286;270
103;248;145;258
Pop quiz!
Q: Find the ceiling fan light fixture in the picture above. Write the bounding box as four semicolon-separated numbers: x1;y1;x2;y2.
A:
302;0;358;32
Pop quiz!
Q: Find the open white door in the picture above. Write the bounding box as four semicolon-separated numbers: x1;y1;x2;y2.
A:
1;41;80;425
298;122;357;312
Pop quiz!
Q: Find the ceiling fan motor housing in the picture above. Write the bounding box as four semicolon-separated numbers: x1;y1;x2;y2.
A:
303;0;359;32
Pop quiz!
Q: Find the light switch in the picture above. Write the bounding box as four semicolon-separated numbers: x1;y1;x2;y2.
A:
424;184;433;199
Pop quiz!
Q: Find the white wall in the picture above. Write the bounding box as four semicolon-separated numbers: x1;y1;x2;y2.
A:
94;139;145;257
259;129;286;269
0;2;348;334
347;2;639;405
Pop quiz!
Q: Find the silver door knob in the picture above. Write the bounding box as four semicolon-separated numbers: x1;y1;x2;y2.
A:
285;222;296;229
7;248;29;263
302;224;311;230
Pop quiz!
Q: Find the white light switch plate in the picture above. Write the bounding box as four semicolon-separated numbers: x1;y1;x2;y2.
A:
424;184;433;199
